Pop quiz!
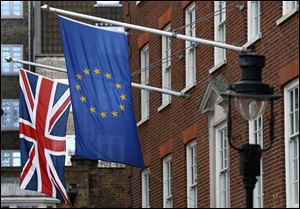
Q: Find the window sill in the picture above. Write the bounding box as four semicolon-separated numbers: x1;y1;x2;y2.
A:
209;60;227;74
1;16;24;19
181;83;196;94
157;102;171;112
1;128;19;132
242;33;262;49
276;7;299;26
137;117;149;127
1;73;19;77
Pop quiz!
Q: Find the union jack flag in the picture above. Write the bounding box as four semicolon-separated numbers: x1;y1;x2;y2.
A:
19;68;71;203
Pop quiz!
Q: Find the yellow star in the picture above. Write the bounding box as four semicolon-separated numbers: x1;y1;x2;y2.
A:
100;112;107;118
75;84;81;91
120;94;126;100
105;73;112;79
94;68;101;75
80;96;86;102
83;68;90;75
89;106;96;113
111;111;118;117
119;104;125;111
76;73;82;80
115;83;122;89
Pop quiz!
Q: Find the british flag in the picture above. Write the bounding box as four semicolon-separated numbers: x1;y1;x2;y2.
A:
19;68;71;203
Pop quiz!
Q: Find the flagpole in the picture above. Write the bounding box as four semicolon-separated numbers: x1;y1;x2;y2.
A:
41;4;248;53
5;57;190;98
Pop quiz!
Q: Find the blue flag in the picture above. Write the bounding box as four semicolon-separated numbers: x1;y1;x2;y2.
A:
59;16;144;168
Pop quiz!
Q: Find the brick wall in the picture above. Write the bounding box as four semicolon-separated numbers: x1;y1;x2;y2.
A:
125;1;299;208
2;2;129;208
61;157;129;208
1;158;128;208
1;2;30;150
40;1;124;54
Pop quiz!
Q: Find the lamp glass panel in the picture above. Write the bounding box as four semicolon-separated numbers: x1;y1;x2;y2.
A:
234;98;267;121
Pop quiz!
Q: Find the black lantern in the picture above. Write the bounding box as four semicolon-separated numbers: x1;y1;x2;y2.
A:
221;53;280;208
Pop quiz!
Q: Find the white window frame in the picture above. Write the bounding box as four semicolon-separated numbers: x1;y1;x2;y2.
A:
184;2;196;92
284;78;299;208
94;1;122;7
65;135;75;166
142;168;151;208
244;1;261;48
1;99;19;131
186;140;197;208
249;116;264;208
138;44;150;126
159;24;172;111
283;1;299;15
215;122;230;208
1;1;23;18
1;45;23;76
211;1;226;74
1;150;21;167
276;1;299;25
1;197;59;208
163;155;173;208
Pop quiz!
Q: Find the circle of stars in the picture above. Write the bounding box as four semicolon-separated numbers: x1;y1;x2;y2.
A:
74;67;127;119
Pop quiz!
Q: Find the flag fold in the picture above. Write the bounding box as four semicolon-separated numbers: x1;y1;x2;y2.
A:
59;16;144;168
19;68;71;203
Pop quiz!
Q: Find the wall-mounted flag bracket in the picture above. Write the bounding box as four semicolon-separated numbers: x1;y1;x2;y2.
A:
5;57;190;98
41;4;248;53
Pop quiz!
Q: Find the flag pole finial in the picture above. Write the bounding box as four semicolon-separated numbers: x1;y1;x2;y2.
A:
41;4;50;11
5;57;12;63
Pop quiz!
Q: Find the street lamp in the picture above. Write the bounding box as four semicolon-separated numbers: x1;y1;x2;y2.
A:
221;53;280;208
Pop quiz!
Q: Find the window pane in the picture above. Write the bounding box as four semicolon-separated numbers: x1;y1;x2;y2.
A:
2;62;10;73
290;90;294;112
12;152;21;167
1;48;10;73
67;136;76;155
295;87;299;110
2;52;10;60
1;1;9;7
2;46;22;74
1;8;9;16
12;101;19;128
295;87;299;133
1;102;11;128
13;52;21;58
1;158;10;167
190;187;197;208
13;47;21;53
12;1;21;16
290;113;295;134
1;151;11;167
296;111;299;133
1;1;10;15
292;137;299;205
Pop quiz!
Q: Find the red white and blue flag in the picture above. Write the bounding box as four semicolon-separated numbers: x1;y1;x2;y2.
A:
19;68;71;203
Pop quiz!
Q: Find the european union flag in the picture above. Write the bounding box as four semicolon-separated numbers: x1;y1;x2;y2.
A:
59;16;144;168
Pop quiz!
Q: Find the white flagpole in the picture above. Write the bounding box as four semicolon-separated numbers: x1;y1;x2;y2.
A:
41;4;247;53
5;57;190;98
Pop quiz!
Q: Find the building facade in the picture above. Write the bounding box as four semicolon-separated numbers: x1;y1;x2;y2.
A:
124;1;299;208
1;1;128;208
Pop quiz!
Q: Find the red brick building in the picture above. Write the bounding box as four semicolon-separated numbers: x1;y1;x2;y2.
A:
2;1;127;208
124;1;299;208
